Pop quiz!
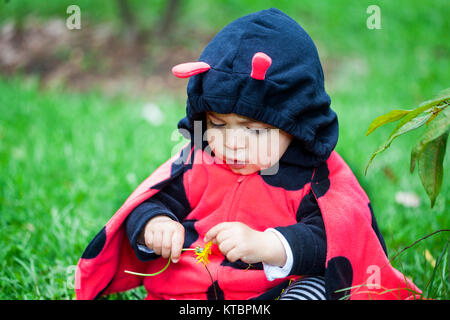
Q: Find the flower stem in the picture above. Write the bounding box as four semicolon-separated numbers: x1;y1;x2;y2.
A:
124;257;171;277
124;248;198;277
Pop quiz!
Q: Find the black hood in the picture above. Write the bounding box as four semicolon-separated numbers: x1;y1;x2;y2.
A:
177;8;338;167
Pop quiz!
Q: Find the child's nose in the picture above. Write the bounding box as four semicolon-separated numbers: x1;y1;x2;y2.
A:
225;128;247;150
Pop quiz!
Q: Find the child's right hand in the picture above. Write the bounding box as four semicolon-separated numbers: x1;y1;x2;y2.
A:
140;215;185;263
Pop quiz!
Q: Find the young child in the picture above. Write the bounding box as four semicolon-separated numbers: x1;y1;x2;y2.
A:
75;8;420;300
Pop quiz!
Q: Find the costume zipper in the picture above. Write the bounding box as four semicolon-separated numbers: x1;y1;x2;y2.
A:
225;175;247;221
217;174;248;296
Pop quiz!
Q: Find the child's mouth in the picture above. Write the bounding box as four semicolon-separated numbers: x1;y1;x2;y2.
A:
226;158;247;169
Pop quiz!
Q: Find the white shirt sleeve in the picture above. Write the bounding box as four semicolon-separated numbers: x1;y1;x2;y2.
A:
262;228;294;281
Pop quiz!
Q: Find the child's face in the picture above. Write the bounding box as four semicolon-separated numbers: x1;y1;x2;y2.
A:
205;112;293;175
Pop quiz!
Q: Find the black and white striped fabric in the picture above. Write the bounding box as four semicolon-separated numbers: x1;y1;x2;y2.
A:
278;276;326;300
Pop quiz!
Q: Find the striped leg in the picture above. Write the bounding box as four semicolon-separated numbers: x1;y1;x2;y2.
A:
278;276;326;300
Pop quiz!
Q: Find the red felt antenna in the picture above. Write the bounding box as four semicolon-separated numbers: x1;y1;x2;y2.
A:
172;62;211;78
250;52;272;80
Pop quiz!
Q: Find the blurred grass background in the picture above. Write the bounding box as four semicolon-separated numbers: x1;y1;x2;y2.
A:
0;0;448;299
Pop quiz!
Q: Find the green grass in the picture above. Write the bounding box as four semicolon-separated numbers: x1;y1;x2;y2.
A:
0;0;448;299
0;76;187;299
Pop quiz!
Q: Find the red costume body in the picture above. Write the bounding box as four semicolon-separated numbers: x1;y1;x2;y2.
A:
75;143;419;300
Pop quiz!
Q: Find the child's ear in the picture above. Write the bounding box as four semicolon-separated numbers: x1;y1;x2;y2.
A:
172;62;211;78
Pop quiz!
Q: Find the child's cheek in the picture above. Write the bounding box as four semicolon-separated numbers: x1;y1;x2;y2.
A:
249;142;275;168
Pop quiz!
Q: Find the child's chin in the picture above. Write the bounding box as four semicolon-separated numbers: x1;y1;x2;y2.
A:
228;164;260;175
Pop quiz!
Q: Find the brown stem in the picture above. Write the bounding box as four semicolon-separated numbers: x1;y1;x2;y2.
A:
387;229;450;266
204;264;218;300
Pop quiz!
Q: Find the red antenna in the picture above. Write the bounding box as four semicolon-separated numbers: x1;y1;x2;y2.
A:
250;52;272;80
172;62;211;78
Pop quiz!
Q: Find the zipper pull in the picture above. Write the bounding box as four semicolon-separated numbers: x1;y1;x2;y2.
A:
237;176;245;183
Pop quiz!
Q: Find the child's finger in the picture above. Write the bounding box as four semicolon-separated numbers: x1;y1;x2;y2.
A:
161;230;174;259
218;238;236;255
152;230;163;255
225;247;241;263
171;229;184;263
144;230;154;250
204;222;231;243
215;228;233;245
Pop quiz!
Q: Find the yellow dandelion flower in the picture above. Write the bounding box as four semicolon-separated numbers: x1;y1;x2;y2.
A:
195;241;213;265
124;241;214;277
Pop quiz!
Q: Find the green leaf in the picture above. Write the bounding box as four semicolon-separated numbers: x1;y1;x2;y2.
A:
365;113;432;175
417;130;449;208
366;109;410;136
393;94;449;134
411;107;450;173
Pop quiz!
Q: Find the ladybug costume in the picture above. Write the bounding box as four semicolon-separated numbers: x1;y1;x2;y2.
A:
75;8;420;300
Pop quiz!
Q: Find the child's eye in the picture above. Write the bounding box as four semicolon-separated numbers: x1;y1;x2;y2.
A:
208;120;225;127
246;127;269;135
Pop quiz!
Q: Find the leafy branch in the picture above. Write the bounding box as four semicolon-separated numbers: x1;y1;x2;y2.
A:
365;89;450;207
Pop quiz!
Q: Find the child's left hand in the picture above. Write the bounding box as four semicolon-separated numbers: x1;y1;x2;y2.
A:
204;222;286;267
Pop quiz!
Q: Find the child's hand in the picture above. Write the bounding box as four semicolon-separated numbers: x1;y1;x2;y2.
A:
204;222;286;267
140;215;185;263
